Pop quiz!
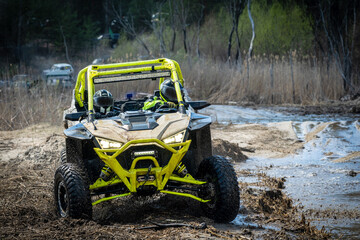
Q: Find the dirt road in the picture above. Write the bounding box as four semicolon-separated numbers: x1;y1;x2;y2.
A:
0;123;330;239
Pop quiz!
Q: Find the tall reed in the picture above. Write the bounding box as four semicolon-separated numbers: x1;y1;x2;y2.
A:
0;54;350;130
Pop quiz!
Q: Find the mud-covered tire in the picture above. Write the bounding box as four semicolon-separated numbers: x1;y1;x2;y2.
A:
54;163;92;219
60;148;67;164
197;155;240;222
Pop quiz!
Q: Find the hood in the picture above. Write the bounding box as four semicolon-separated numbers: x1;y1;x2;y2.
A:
84;112;190;143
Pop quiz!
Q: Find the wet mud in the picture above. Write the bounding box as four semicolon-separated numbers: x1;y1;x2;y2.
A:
0;124;332;239
204;105;360;239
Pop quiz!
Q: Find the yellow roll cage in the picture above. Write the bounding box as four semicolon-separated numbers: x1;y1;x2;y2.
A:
74;58;185;115
73;59;211;205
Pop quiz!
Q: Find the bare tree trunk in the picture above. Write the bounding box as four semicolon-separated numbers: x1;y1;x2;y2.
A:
150;3;167;56
248;0;255;58
60;25;71;64
226;0;245;66
110;3;151;57
319;2;355;92
246;0;255;82
234;22;242;66
183;28;188;54
227;26;235;63
177;0;189;54
17;0;23;66
169;0;177;52
289;51;295;103
351;5;357;92
196;3;205;58
171;31;176;52
351;5;356;60
270;60;274;104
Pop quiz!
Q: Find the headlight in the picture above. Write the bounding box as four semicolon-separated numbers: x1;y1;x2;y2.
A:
97;138;123;149
163;131;186;144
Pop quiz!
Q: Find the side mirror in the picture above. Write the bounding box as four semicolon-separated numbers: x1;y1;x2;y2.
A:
65;112;87;121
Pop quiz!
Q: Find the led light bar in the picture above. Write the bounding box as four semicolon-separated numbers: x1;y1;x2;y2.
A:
133;150;156;157
93;71;171;84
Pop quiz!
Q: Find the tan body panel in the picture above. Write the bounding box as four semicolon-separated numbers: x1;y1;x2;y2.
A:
84;112;190;143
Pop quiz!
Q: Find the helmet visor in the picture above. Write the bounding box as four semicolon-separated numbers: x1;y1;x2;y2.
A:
161;85;178;102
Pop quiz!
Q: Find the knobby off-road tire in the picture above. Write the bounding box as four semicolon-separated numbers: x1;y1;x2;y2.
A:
60;148;67;164
197;155;240;223
54;163;92;219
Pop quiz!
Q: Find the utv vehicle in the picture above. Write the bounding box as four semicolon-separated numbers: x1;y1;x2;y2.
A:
54;58;239;222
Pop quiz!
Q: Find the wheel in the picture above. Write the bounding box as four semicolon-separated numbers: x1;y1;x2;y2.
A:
197;155;240;222
60;148;67;164
54;163;92;219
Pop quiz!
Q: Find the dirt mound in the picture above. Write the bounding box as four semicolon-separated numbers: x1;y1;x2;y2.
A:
212;138;248;162
211;122;303;158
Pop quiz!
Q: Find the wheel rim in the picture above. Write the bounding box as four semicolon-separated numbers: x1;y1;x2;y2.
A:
57;181;68;217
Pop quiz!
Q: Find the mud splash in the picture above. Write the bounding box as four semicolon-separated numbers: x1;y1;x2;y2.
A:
244;120;360;239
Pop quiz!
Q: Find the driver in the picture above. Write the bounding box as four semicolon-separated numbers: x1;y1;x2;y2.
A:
93;89;118;118
142;79;180;111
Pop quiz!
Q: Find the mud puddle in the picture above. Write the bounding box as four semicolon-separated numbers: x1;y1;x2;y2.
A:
201;105;359;124
202;105;360;239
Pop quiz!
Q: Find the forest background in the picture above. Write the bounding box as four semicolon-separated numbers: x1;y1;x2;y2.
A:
0;0;359;129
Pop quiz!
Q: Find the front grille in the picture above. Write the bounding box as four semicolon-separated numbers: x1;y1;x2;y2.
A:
116;144;172;170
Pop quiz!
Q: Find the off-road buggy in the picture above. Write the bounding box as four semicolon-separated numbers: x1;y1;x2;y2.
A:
54;58;239;222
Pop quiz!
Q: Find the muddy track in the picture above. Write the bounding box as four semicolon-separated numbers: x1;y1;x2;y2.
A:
0;124;331;239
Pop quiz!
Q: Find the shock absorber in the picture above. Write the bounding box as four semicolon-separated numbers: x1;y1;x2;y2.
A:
175;162;188;177
100;164;114;181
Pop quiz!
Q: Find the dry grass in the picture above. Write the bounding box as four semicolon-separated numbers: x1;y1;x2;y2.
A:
0;86;72;130
0;54;351;130
178;55;345;104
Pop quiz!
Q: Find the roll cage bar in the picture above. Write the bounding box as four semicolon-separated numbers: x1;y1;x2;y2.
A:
74;58;186;116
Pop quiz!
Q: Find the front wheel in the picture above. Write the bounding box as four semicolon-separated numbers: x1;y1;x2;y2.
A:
54;163;92;219
197;155;240;223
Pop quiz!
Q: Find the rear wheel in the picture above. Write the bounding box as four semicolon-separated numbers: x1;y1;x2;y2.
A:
54;163;92;219
197;155;240;222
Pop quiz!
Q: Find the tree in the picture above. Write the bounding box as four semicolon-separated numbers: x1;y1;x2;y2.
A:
317;0;357;92
225;0;246;66
247;0;255;83
175;0;190;54
247;0;255;58
168;0;177;52
149;2;168;56
110;0;152;56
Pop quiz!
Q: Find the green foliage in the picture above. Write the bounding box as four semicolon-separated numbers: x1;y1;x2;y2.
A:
81;16;101;49
53;4;100;51
199;8;233;60
54;5;80;49
112;35;139;60
238;0;313;55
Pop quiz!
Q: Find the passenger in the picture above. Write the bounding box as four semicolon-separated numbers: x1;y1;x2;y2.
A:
93;89;118;118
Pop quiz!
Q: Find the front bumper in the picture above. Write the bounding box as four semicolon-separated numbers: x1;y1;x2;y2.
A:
91;139;206;194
